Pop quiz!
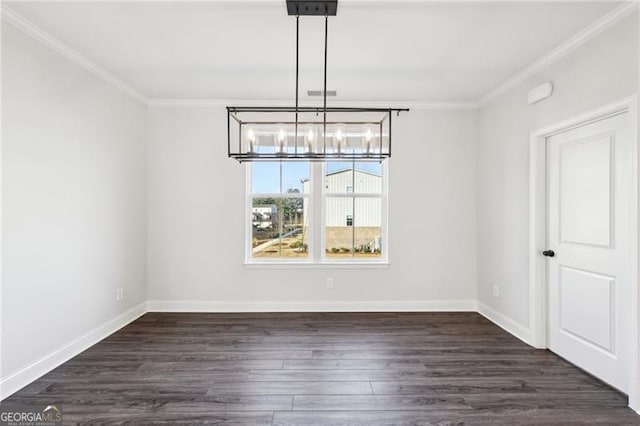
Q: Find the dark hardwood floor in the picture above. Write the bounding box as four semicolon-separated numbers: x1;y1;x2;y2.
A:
3;312;639;425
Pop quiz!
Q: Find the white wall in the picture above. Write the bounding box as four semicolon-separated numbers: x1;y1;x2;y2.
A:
477;14;639;328
147;107;477;306
1;24;147;386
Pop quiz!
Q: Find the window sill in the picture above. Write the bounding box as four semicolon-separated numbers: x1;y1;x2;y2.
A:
244;261;390;269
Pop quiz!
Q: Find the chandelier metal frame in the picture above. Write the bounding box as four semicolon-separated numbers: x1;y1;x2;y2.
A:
227;0;408;163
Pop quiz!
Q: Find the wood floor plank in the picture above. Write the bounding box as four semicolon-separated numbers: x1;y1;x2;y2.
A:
292;394;471;411
68;411;275;426
206;381;373;395
116;395;293;412
37;382;210;398
370;378;537;395
75;349;312;361
463;391;629;410
137;360;284;371
283;359;426;370
312;348;543;359
3;312;637;424
273;409;640;426
39;367;606;386
243;369;427;382
35;367;600;385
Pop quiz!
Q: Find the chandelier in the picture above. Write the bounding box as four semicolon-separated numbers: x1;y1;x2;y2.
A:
227;0;408;162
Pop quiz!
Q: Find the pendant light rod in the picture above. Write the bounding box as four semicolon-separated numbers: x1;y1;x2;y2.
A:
323;13;328;155
295;14;300;155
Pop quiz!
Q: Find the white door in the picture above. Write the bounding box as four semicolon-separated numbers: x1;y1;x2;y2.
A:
546;111;633;393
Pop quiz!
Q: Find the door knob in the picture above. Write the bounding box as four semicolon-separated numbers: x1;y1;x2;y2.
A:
542;250;555;257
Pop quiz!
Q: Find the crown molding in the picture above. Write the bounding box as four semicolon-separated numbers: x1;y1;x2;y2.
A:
1;4;148;105
478;1;639;107
147;98;479;110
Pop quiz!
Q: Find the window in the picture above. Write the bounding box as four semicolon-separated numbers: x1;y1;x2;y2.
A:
248;162;310;259
247;161;387;264
324;162;384;260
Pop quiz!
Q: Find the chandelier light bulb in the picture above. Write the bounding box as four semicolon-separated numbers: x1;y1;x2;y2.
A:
363;128;373;154
334;128;344;154
305;128;316;153
247;128;258;152
275;128;287;154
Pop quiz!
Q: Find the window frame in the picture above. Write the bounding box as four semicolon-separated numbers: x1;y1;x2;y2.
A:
245;161;389;267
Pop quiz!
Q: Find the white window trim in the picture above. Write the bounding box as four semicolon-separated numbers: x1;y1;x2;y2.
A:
244;161;389;267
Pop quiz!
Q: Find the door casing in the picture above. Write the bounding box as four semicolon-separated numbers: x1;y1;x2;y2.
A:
529;95;639;411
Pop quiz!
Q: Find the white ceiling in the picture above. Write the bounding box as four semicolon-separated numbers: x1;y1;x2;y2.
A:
4;1;621;102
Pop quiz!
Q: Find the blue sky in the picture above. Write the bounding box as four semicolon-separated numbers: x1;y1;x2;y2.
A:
252;162;382;193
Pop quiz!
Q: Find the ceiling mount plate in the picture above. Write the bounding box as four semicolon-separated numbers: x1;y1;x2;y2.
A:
287;0;338;16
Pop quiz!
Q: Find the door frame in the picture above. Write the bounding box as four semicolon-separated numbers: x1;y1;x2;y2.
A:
529;95;639;410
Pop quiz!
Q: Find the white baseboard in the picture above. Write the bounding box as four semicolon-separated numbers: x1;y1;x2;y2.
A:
0;302;147;400
146;299;478;313
477;301;531;345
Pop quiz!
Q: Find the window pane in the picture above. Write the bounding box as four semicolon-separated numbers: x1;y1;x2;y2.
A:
252;197;309;258
282;162;309;194
325;162;353;194
354;163;382;194
325;162;382;194
252;162;309;194
252;162;280;193
354;197;382;258
325;196;354;258
326;161;351;175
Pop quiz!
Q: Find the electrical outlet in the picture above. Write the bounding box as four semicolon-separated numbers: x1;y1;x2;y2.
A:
492;285;500;298
327;278;334;289
116;288;124;301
